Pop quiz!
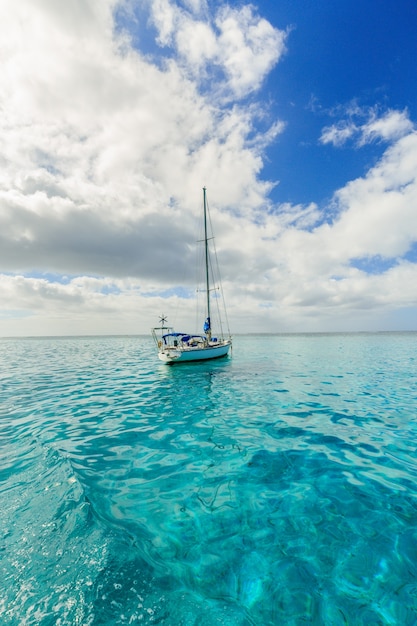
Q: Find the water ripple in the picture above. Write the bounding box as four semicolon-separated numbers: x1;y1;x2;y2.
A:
1;334;417;624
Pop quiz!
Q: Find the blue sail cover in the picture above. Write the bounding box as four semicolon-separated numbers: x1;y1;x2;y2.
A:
203;317;211;333
161;332;205;345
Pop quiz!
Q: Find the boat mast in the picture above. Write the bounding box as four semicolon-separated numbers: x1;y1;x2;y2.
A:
203;187;211;340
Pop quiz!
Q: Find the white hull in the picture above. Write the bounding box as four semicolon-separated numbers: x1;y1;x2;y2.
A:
158;340;231;364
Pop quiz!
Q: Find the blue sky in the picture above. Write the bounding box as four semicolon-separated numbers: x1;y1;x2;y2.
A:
1;0;417;335
261;0;417;206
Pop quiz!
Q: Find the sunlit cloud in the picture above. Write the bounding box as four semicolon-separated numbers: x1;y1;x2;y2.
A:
320;107;413;147
147;1;287;99
359;109;414;145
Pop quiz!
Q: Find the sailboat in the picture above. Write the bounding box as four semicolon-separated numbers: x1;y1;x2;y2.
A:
152;187;232;364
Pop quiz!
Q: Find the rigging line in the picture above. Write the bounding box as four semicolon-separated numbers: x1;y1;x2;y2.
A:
210;246;229;339
206;201;231;339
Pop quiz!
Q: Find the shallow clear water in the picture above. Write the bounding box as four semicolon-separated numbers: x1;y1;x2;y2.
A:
1;333;417;625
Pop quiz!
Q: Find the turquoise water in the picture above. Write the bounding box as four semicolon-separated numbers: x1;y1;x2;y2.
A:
1;333;417;625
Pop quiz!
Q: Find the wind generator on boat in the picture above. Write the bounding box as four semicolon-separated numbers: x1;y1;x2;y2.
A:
152;188;232;364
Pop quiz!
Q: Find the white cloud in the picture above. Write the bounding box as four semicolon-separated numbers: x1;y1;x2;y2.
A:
150;0;177;46
327;131;417;260
0;0;289;335
175;19;217;67
320;107;413;147
270;126;417;330
320;121;357;147
360;109;414;145
0;0;282;242
215;5;286;98
148;1;287;98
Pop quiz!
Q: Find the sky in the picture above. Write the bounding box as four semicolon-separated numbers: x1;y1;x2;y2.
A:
1;0;417;336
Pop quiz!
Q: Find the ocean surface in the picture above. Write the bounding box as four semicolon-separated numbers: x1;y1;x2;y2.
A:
1;333;417;625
